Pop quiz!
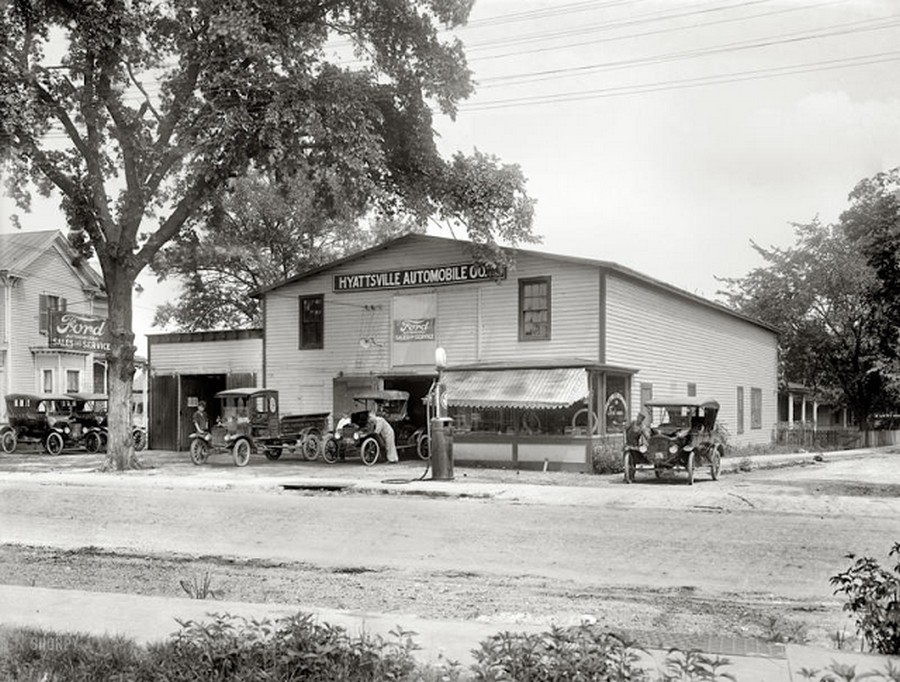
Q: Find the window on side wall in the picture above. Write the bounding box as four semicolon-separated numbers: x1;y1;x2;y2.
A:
687;382;697;397
42;369;53;394
299;295;324;350
66;370;80;393
39;294;67;334
736;387;744;434
519;277;551;341
750;387;762;429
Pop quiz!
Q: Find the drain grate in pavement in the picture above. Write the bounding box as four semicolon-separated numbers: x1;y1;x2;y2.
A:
282;482;354;492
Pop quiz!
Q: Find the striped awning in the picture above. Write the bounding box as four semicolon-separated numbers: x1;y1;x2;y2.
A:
442;367;589;410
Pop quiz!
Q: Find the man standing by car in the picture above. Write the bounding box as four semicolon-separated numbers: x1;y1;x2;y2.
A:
625;412;650;448
193;400;209;434
369;411;399;463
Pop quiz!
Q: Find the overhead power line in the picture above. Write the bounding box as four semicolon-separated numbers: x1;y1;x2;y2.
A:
462;50;900;110
476;13;900;88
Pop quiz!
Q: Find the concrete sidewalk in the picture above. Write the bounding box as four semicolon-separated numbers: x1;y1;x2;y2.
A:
2;584;899;681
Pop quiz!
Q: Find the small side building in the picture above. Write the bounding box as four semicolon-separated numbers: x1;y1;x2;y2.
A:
147;329;263;450
253;234;779;470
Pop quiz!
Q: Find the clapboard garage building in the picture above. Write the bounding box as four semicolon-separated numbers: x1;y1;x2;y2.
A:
253;234;778;471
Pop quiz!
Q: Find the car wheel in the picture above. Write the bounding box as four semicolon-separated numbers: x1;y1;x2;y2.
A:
686;451;695;486
322;436;339;464
189;439;208;465
1;430;17;454
264;447;282;461
233;439;251;467
303;432;321;461
361;438;381;466
623;451;635;484
133;429;147;451
710;446;721;481
84;431;103;454
45;431;64;456
416;433;430;460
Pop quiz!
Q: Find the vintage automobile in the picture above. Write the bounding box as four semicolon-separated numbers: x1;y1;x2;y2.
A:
0;393;79;455
67;393;147;453
189;388;325;467
322;389;428;466
623;398;724;485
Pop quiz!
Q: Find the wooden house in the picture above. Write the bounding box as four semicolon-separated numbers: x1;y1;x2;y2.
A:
0;230;107;422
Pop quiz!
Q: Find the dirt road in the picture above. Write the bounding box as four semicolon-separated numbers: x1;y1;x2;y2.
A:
0;449;898;647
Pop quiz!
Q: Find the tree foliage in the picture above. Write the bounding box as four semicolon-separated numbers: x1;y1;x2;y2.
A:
151;171;421;331
0;0;537;469
719;214;899;428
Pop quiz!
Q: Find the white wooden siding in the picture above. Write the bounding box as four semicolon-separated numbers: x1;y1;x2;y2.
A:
151;339;263;376
605;273;778;446
7;245;102;395
263;239;603;415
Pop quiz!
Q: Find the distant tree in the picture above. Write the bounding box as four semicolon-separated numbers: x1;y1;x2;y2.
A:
151;171;420;331
0;0;536;470
840;168;900;354
718;220;896;428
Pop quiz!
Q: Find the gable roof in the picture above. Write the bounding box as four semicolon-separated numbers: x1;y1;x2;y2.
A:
251;232;778;334
0;230;105;293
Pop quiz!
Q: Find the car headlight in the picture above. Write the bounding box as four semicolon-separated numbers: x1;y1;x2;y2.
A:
668;444;679;455
63;426;71;434
353;432;360;441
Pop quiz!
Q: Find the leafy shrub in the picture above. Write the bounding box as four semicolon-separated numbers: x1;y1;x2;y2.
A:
471;623;647;681
830;542;900;655
592;438;624;475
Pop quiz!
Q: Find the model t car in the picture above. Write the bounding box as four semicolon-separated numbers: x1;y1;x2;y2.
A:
623;398;724;485
67;393;148;453
1;393;79;455
189;388;326;467
322;389;428;466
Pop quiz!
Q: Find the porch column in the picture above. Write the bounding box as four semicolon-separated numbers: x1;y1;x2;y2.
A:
787;392;794;424
813;400;818;432
800;395;807;424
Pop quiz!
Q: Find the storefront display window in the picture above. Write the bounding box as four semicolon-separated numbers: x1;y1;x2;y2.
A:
449;400;595;437
605;375;629;433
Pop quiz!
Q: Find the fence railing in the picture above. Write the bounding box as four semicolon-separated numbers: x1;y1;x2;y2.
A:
772;423;863;450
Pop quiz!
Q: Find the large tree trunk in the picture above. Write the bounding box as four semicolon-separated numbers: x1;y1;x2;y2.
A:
104;269;139;471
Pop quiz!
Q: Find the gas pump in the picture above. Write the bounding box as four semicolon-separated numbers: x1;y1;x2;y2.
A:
427;347;453;480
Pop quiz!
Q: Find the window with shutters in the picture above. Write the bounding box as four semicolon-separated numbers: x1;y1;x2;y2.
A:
39;294;67;334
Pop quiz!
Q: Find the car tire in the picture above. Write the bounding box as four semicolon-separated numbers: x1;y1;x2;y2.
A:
303;432;321;461
133;429;147;451
623;451;635;484
189;439;208;465
416;433;430;460
361;438;380;466
686;451;695;486
710;446;721;481
322;435;339;464
233;439;251;467
84;431;103;454
1;429;17;454
45;431;64;456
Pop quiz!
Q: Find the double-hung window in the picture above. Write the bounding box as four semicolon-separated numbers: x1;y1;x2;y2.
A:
519;277;551;341
299;295;324;350
39;294;67;334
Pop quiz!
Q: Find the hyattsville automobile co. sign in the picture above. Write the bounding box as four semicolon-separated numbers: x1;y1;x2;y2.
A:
48;311;111;352
333;263;505;292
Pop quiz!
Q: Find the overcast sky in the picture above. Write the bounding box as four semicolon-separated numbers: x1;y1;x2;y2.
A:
3;0;900;355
